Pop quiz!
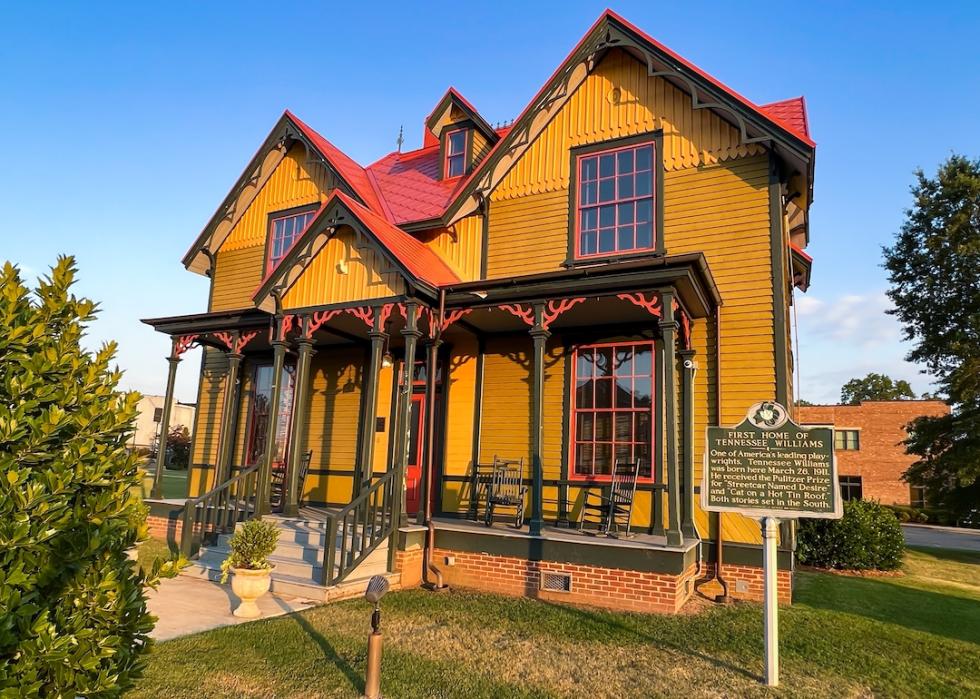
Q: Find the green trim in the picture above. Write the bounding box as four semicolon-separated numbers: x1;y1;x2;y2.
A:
479;199;490;279
660;291;682;546
652;336;665;536
565;130;666;264
769;151;790;406
558;343;572;525
434;526;697;575
702;541;795;571
679;348;696;539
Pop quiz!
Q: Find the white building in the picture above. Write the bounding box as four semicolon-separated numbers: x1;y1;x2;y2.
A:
131;394;196;453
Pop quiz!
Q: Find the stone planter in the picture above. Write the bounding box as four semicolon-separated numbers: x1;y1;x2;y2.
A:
230;566;275;618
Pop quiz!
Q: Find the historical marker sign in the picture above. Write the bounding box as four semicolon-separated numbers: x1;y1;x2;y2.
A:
702;401;841;519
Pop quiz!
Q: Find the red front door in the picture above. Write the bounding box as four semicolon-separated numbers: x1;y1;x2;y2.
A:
404;393;426;515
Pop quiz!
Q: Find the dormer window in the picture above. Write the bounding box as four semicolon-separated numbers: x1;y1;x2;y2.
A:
573;139;658;259
267;206;317;272
444;128;468;178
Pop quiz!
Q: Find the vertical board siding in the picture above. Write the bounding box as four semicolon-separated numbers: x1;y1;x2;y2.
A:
440;335;479;513
209;144;339;311
422;215;484;282
302;347;363;505
471;130;493;166
280;227;405;310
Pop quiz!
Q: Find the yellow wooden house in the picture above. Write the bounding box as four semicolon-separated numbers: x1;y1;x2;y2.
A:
144;9;815;612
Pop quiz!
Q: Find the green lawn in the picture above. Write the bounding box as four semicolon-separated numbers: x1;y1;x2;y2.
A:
132;546;980;698
139;467;189;499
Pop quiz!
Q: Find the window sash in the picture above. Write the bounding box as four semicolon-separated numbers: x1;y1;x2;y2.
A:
445;129;467;178
571;342;654;480
268;209;315;271
575;142;656;258
834;430;860;450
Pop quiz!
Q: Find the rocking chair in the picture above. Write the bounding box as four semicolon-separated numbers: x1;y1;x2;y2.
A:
578;460;640;537
484;457;528;528
270;450;313;511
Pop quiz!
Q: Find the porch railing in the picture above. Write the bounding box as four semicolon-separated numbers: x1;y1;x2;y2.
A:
180;464;261;557
321;468;398;586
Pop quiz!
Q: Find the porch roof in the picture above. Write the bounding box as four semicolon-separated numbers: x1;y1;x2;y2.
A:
141;307;271;337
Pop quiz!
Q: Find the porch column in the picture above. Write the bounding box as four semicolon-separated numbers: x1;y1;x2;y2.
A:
680;348;698;539
257;333;288;515
215;343;244;486
529;303;549;537
660;292;683;546
356;306;387;495
283;320;315;517
150;338;181;498
394;303;421;522
417;336;441;525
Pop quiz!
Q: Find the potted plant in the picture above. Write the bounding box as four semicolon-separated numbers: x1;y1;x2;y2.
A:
220;519;280;618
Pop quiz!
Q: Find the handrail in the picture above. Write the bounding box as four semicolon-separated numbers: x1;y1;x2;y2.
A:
321;468;399;586
180;463;261;557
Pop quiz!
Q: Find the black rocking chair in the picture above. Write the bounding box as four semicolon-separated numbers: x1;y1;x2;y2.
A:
484;456;528;528
578;460;640;537
270;450;313;512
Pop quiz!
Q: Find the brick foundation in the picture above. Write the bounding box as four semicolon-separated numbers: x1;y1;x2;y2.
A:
394;546;424;589
432;547;698;613
147;513;183;546
710;563;792;604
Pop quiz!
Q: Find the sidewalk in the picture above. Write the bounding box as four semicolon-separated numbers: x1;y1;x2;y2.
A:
147;575;318;641
902;523;980;552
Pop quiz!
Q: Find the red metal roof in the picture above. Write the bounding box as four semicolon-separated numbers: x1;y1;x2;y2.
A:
285;110;387;216
332;191;460;288
760;97;810;141
365;146;457;224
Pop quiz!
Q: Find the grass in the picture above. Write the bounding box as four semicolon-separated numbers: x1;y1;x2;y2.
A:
139;466;189;499
137;537;179;573
133;547;980;698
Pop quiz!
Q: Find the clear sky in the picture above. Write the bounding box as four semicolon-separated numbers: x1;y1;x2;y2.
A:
2;1;978;404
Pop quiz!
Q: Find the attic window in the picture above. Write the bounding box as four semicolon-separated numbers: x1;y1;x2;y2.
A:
444;128;468;178
267;206;317;272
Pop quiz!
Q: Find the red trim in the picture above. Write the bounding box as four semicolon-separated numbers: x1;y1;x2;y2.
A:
173;334;199;357
212;329;260;354
444;127;469;179
498;303;535;326
308;309;344;335
617;292;663;318
574;141;656;260
497;298;586;330
568;340;655;483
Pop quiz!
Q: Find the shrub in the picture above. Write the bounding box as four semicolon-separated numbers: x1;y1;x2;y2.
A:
0;258;179;696
220;519;280;582
797;499;905;571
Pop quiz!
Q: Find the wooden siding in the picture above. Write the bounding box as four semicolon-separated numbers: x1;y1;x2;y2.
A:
280;227;406;310
189;349;227;495
421;215;483;282
302;347;364;505
471;130;493;166
209;144;339;311
439;335;479;513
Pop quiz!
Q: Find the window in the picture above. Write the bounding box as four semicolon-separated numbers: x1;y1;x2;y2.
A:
244;364;296;466
839;476;863;501
268;208;317;271
576;142;655;258
152;407;163;423
910;485;927;508
571;342;654;479
835;429;860;451
444;128;468;178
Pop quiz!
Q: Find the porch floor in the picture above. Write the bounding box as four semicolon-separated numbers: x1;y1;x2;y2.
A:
431;516;697;552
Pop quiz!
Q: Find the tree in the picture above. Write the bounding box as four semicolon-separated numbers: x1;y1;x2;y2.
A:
883;155;980;519
166;424;191;469
0;258;177;696
840;372;916;404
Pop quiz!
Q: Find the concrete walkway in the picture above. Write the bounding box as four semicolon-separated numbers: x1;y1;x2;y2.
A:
147;575;318;641
903;523;980;552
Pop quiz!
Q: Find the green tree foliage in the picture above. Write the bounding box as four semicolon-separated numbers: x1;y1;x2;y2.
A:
883;155;980;519
797;500;905;571
164;425;191;469
840;372;916;404
0;258;177;696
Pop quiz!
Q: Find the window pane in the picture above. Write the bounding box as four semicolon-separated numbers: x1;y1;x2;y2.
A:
595;412;612;440
635;145;652;171
618;174;634;198
615;445;632;468
635;170;652;197
633;346;651;375
581;207;597;231
283;217;295;239
449;131;466;154
595;347;613;377
594;443;613;475
599;177;615;202
575;378;593;408
581;156;597;181
635;412;651;443
615;377;632;407
617;226;634;251
617;149;634;173
599;205;615;228
633;378;651;408
636;198;652;223
575;444;594;475
617;202;634;224
580;230;597;255
599;153;615;177
594;379;612;409
614;348;633;376
615;412;633;441
598;228;615;253
635;222;652;249
576;412;594;441
581;181;597;206
577;349;594;377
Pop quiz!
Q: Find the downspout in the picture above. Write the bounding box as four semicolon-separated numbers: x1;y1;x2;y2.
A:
714;305;731;603
422;289;447;590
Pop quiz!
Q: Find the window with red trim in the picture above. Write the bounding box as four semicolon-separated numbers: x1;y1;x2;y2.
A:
268;209;316;272
576;142;655;258
571;342;653;479
444;128;468;178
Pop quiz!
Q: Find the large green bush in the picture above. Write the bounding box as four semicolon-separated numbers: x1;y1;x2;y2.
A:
0;258;177;696
797;499;906;571
796;500;905;570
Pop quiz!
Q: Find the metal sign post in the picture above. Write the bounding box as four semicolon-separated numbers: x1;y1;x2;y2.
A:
761;516;779;686
702;401;842;687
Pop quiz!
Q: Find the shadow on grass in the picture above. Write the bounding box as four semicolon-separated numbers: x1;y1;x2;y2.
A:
538;600;761;683
795;571;980;645
289;610;364;695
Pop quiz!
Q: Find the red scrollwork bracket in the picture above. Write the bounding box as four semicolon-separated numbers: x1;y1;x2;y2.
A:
673;299;692;350
617;292;663;318
172;334;199;358
498;298;585;331
307;309;343;336
212;330;259;354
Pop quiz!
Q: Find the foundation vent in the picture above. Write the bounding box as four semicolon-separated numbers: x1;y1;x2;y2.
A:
541;572;572;593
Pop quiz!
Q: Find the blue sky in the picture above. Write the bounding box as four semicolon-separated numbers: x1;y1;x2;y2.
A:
1;1;978;404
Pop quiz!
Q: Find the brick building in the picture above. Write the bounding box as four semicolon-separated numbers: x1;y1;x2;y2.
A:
798;400;950;506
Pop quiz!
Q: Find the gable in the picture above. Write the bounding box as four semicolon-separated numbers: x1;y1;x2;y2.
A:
491;49;765;203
